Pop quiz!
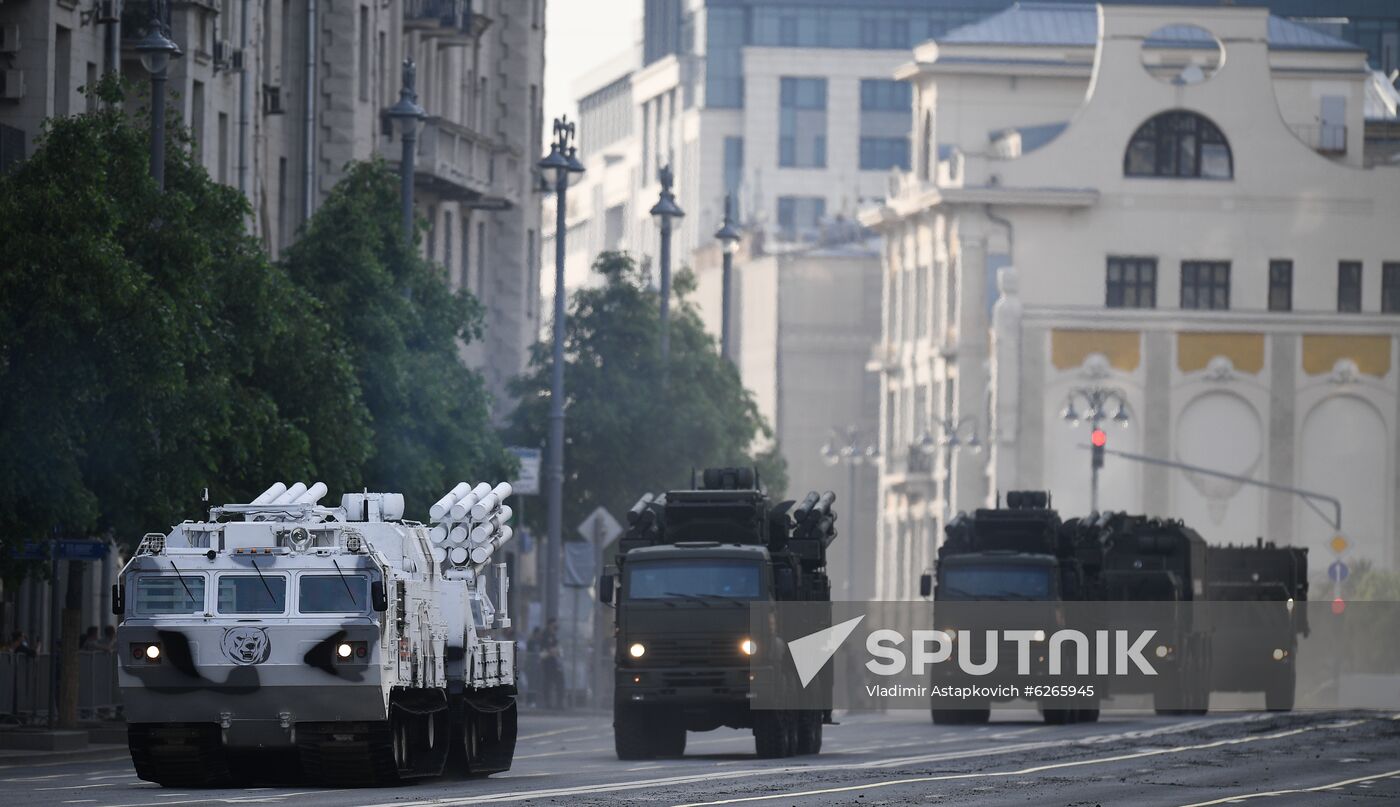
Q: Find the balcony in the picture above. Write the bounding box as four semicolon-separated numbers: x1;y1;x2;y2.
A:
404;0;475;39
383;116;518;209
1291;123;1347;155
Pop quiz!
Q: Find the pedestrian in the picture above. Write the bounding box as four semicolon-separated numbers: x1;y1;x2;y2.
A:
79;626;99;650
8;630;36;658
98;625;117;652
525;627;543;707
541;620;565;709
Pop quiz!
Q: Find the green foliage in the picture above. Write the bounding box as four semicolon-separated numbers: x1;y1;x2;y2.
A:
280;160;514;517
0;75;370;564
507;251;787;538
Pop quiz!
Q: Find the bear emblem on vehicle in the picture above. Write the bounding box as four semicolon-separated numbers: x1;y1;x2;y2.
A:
221;627;271;665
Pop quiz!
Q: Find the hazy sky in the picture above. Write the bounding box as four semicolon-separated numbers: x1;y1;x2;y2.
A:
543;1;642;126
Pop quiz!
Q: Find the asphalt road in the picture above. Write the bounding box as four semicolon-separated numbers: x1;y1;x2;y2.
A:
4;709;1399;806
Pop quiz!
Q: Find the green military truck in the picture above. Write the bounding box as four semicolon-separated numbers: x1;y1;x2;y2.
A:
1206;539;1309;711
599;468;836;760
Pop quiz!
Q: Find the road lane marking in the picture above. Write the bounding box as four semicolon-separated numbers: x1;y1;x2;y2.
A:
1174;767;1400;806
0;754;130;771
37;783;118;791
517;725;596;741
352;715;1348;807
61;800;98;804
4;773;73;782
667;719;1369;807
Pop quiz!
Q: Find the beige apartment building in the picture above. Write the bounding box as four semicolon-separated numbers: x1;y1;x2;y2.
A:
862;3;1400;600
0;0;545;408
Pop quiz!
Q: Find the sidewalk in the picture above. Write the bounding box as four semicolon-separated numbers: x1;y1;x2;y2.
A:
0;723;129;767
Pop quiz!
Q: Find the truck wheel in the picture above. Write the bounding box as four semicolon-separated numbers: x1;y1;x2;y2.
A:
655;721;687;758
1265;667;1296;712
753;710;792;758
931;708;958;725
1042;708;1074;725
795;711;823;755
614;703;654;761
1075;705;1100;723
128;723;232;788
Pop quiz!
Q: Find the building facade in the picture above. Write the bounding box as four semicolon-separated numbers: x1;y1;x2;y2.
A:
863;2;1400;601
690;229;883;599
0;0;545;410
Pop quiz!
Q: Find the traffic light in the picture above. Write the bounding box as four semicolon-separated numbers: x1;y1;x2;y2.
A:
1091;428;1107;469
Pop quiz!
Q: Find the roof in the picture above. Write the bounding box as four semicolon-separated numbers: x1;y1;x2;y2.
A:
938;2;1363;53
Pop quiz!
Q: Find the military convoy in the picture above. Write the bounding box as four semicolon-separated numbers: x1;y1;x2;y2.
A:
920;491;1308;721
112;481;518;787
601;468;837;760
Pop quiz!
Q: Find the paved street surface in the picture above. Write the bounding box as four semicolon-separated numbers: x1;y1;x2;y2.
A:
4;709;1399;806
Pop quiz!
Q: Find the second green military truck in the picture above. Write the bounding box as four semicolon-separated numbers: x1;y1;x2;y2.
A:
600;468;837;760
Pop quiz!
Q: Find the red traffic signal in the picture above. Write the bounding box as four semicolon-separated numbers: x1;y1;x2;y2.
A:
1091;429;1107;448
1332;597;1346;615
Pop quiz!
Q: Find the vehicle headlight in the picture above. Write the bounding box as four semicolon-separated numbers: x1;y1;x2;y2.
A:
337;642;354;659
143;643;161;661
739;637;756;656
1032;630;1046;642
629;642;646;658
1155;645;1171;659
1272;648;1287;661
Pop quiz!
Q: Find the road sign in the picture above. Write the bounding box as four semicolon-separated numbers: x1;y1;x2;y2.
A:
507;447;542;496
1330;535;1349;554
15;540;109;561
577;506;623;546
1328;560;1349;583
562;541;597;587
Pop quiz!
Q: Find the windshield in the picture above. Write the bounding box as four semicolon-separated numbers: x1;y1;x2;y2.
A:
626;559;763;601
133;574;207;615
299;574;368;613
217;574;287;614
940;564;1055;601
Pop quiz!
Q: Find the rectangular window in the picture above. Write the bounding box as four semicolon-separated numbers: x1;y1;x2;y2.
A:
358;5;369;101
859;79;911;170
217;112;229;184
85;62;97;113
1180;260;1230;310
859;138;910;171
276;157;287;253
134;575;206;615
443;209;453;271
1106;256;1157;309
217;574;287;614
299;575;368;613
1382;262;1400;314
1338;261;1362;312
776;196;825;238
477;221;487;296
526;228;536;317
723;136;743;216
378;31;387;104
54;25;71;117
778;77;827;168
191;81;205;160
460;218;471;290
1268;260;1292;312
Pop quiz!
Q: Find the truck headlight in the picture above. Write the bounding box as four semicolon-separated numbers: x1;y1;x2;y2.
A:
629;642;646;658
1272;648;1287;661
335;641;369;663
337;642;353;659
739;637;756;656
132;643;161;663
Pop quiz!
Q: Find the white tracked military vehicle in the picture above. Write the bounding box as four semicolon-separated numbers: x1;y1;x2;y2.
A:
112;480;518;787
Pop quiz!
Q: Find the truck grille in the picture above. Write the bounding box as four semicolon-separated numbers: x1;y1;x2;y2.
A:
637;636;743;667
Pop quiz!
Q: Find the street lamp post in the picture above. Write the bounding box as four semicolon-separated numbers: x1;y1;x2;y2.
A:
821;426;877;598
538;117;585;624
650;164;684;366
917;416;982;523
713;194;741;363
133;0;182;191
1060;386;1130;512
387;59;427;243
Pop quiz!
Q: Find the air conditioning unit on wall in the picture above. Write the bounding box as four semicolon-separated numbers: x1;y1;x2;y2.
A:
0;24;21;54
1;70;25;100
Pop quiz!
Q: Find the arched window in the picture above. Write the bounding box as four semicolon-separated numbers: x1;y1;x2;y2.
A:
1124;110;1232;179
920;110;933;181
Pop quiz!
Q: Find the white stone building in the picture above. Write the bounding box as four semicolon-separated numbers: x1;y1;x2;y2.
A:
862;2;1400;600
0;0;545;409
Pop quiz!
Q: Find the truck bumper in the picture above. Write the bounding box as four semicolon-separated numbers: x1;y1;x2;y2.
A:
615;666;761;705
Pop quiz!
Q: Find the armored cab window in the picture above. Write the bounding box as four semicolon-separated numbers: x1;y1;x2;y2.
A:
299;574;368;613
134;574;207;615
217;574;288;614
626;560;763;601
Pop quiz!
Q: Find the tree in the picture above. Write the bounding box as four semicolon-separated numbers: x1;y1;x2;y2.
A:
279;160;514;515
0;76;371;562
507;251;787;540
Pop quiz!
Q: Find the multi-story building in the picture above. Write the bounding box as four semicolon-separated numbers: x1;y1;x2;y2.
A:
0;0;545;650
862;2;1400;600
0;0;544;409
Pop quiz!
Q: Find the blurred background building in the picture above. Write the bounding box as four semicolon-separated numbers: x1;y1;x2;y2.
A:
0;0;545;411
863;2;1400;599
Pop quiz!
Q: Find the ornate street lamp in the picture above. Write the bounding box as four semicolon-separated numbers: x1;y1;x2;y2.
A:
650;165;684;365
917;416;982;522
822;425;878;597
133;0;182;190
538;116;585;625
713;194;741;363
387;59;427;242
1061;386;1130;512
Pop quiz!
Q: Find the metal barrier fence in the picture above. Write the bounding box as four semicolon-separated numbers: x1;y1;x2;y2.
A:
0;651;122;725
